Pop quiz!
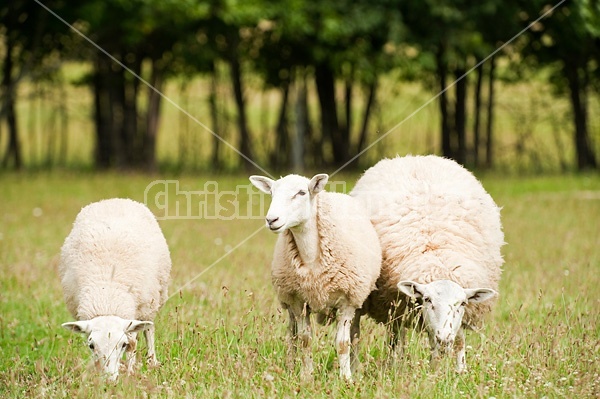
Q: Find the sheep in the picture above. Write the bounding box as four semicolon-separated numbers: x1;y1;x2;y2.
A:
350;155;504;372
59;198;171;380
249;173;381;381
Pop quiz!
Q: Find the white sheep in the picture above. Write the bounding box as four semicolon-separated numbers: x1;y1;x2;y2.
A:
249;173;381;381
350;155;504;372
59;198;171;380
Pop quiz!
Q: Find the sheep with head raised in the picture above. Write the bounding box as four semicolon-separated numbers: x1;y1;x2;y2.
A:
350;155;504;372
250;173;381;381
59;198;171;380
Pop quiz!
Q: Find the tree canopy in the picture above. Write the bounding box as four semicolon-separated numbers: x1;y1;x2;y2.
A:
1;0;598;172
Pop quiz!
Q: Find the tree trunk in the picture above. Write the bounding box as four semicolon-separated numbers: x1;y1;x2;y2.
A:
177;81;188;169
144;58;163;172
109;58;126;169
4;83;20;169
485;56;496;169
58;79;69;166
46;84;57;168
93;56;114;169
273;81;290;170
122;53;141;167
315;62;341;165
565;59;597;170
228;55;254;171
29;83;39;166
342;75;352;163
293;75;307;173
472;62;484;168
454;67;467;165
209;63;221;169
436;46;452;159
1;34;22;169
356;80;378;154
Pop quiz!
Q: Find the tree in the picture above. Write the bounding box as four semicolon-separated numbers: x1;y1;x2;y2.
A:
69;0;205;170
398;0;471;164
252;0;400;168
194;0;273;172
0;0;72;169
521;0;599;170
397;0;521;167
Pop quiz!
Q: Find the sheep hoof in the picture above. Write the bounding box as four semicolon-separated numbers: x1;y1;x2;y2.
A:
146;354;161;368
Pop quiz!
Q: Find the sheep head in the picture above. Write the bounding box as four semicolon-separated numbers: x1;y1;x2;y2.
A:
398;280;496;354
62;315;152;380
249;174;328;233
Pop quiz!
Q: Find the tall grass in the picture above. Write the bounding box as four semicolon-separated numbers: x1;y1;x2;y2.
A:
0;171;599;398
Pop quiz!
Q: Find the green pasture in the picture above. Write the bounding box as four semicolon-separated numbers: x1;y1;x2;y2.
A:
0;171;599;398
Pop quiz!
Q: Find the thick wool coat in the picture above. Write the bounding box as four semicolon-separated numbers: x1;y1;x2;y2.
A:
351;155;504;328
59;198;171;322
271;192;382;314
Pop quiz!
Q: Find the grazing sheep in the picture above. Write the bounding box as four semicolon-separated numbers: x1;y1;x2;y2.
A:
350;155;504;372
250;173;381;381
59;198;171;380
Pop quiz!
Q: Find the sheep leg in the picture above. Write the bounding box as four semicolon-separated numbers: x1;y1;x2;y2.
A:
388;323;406;362
144;324;160;368
349;309;361;375
289;303;313;379
336;306;355;381
125;332;138;375
454;328;467;373
427;331;441;370
286;307;298;371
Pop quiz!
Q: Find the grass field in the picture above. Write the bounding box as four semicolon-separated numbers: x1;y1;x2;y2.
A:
0;170;599;398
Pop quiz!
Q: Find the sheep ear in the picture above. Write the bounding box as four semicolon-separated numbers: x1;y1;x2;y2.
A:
398;281;425;299
125;320;153;333
62;321;92;334
249;175;275;194
309;174;329;194
465;288;497;303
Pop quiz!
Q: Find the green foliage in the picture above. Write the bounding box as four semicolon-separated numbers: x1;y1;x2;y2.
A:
2;0;599;171
520;0;600;92
580;0;600;37
249;0;400;86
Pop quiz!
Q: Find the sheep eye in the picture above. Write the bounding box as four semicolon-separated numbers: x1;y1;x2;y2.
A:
88;343;95;350
296;190;306;197
422;297;431;303
121;342;128;349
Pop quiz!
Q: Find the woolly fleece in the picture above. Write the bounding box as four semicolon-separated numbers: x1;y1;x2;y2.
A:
59;198;171;322
271;191;381;314
351;155;504;328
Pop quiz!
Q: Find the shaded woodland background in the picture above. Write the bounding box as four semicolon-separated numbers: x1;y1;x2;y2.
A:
1;0;599;173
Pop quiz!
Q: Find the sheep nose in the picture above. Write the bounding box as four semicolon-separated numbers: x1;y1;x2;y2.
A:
436;331;452;344
266;216;279;226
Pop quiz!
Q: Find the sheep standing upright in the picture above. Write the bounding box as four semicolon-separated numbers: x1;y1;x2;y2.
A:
350;155;504;372
250;173;381;381
60;198;171;380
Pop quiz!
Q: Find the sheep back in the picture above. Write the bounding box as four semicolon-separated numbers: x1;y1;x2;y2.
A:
351;155;504;327
59;198;171;321
271;191;381;313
